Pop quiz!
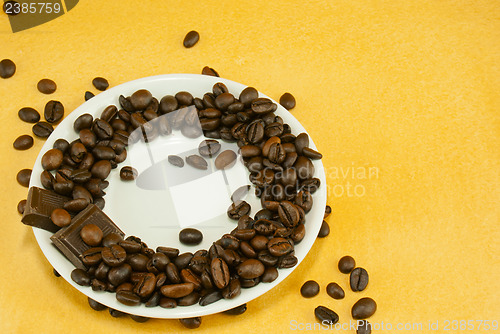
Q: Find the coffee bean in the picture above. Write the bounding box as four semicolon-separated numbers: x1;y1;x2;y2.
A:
79;224;103;246
352;297;377;319
92;119;114;139
251;98;275;114
44;100;64;123
81;247;103;266
50;208;71;227
13;135;33;151
324;205;332;218
279;92;296;110
261;267;279;283
186;154;208;170
350;267;369;292
70;143;87;163
37;79;57;94
246;121;265;143
94;197;105;210
314;306;339;325
215;150;237;169
92;77;109;91
202;66;219;77
91;160;111;179
130;315;150;323
183;30;200;48
88;297;107;311
317;220;330;238
215;92;235;110
230;185;250;203
109;308;126;317
0;59;16;78
100;105;118;122
237;259;265;279
198;139;221;157
357;320;372;334
71;268;90;286
179;317;202;329
17;199;26;214
18;107;40;123
210;257;230;289
338;255;355;274
175;91;194;105
167;155;184;167
32;122;54;138
227;201;251;220
239;87;258;107
16;168;31;187
301;280;320;298
268;237;293;257
161;282;195;298
120;166;138;181
224;304;247;315
326;282;345;299
84;91;94;101
53;139;70;153
179;228;203;245
303;147;323;160
133;272;156;297
74;114;93;132
199;290;222;306
116;290;141;306
102;245;127;266
278;201;300;228
130;89;153;110
52;268;60;277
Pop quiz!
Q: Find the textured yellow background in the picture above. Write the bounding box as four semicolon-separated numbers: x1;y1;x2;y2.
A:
0;1;499;333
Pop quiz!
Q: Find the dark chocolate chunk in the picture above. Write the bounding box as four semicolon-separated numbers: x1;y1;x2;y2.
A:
22;187;70;233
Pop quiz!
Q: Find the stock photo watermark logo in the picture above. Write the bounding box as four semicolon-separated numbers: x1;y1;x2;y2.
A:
326;163;379;198
3;0;79;33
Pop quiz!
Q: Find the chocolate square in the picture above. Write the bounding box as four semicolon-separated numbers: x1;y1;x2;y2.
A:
22;187;70;233
50;204;125;269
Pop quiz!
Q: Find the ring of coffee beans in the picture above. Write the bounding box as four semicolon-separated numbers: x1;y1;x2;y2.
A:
38;82;323;310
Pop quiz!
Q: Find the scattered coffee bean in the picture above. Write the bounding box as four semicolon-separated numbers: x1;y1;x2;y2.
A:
168;155;184;167
37;79;57;94
16;168;31;187
32;121;54;138
120;166;138;181
71;268;90;286
202;66;219;77
109;308;126;317
130;314;150;323
352;297;377;319
41;148;63;170
338;255;356;274
224;304;247;315
84;91;95;101
279;92;296;110
317;220;330;238
301;280;320;298
186;154;208;170
183;30;200;48
53;268;60;277
88;297;107;311
18;107;40;123
51;208;71;227
314;306;339;325
92;77;109;91
80;224;103;246
17;199;26;214
350;267;369;292
0;59;16;78
13;135;34;150
357;320;372;334
179;228;203;245
179;317;202;329
44;100;64;123
324;205;331;218
326;282;345;299
215;150;237;169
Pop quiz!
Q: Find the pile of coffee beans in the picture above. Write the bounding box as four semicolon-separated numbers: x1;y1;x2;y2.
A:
300;255;376;334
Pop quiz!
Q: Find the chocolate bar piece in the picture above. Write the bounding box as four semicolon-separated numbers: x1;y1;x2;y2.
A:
22;186;70;233
50;204;125;269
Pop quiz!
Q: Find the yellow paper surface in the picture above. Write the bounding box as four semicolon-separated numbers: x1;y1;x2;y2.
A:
0;1;499;333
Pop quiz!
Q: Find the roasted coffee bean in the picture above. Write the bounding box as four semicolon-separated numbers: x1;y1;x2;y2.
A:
215;92;235;110
0;58;16;78
17;199;26;214
90;160;111;179
100;105;117;122
198;139;221;157
130;315;150;323
80;224;103;246
92;77;109;91
63;198;88;211
116;290;141;306
227;201;251;220
127;253;149;271
338;255;355;274
162;155;182;169
278;254;298;268
44;100;64;123
267;142;286;164
158;297;177;308
92;119;114;140
210;257;230;289
183;30;200;48
175;91;194;106
161;282;195;298
291;224;306;243
41;149;63;170
278;201;300;227
199;290;222;306
181;124;203;138
315;306;339;324
71;268;90;286
88;297;107;311
32;121;54;138
350;267;369;292
102;245;127;266
16;168;31;187
133;272;156;298
352;297;377;319
109;308;126;317
165;263;181;284
177;292;200;306
303;147;323;160
237;259;265;279
246;121;265;143
107;263;132;286
324;205;332;218
239;87;258;106
179;228;203;245
215;150;237;169
240;277;260;288
94;197;105;209
84;91;95;101
145;292;161;307
159;95;178;114
157;247;179;259
120;166;137;181
267;237;293;257
230;185;250;204
301;280;320;298
81;247;103;266
186;154;208;170
265;122;284;138
18;107;40;123
102;233;123;248
317;220;330;238
53;138;70;153
37;79;57;94
179;317;202;329
110;119;126;132
295;190;313;213
202;66;219;77
326;282;345;299
240;145;261;158
221;278;241;299
294;133;309;154
251;98;275;114
279;92;296;110
130;89;153;110
70;143;87;163
212;82;228;96
224;304;247;315
261;266;279;283
150;252;169;272
74;114;93;132
251;235;269;251
50;208;71;227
